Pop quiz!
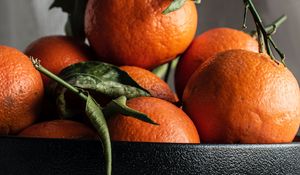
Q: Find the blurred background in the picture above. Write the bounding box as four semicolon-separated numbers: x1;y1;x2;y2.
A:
0;0;299;82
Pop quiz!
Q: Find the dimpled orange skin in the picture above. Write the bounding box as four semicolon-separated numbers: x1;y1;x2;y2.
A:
0;45;44;134
175;28;259;98
183;49;300;144
25;35;92;85
19;120;98;139
108;97;200;143
120;66;178;103
85;0;197;69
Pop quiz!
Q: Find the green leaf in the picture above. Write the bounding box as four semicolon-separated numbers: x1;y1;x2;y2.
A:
103;96;158;125
49;0;87;41
59;61;150;98
152;57;180;80
56;87;85;118
162;0;187;14
85;95;111;175
56;88;70;117
162;0;201;14
53;61;151;118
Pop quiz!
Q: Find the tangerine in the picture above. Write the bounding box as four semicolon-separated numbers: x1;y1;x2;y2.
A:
183;49;300;143
175;28;258;98
19;120;97;139
25;35;93;85
85;0;197;69
120;66;178;103
108;97;200;143
0;45;44;134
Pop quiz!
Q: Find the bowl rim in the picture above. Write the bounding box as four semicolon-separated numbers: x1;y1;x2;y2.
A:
1;136;299;148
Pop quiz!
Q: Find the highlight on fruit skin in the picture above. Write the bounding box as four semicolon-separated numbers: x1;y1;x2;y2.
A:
175;27;259;99
24;35;93;85
0;45;44;134
183;49;300;144
19;120;98;139
84;0;198;69
107;97;200;143
120;66;178;103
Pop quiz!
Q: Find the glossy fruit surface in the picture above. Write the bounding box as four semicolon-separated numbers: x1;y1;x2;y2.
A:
25;35;92;85
85;0;197;69
120;66;178;103
183;49;300;143
108;97;200;143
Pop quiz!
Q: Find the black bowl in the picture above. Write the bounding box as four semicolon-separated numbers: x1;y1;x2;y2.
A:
0;136;299;175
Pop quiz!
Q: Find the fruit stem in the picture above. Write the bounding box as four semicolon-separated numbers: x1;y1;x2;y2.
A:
250;15;287;38
244;0;268;53
265;15;287;35
255;20;266;53
30;57;88;101
243;0;286;65
242;3;249;29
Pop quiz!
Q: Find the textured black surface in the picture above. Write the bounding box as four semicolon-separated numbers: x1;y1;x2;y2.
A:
0;137;299;175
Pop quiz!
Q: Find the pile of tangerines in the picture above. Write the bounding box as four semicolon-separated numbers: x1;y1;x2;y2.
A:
0;0;299;148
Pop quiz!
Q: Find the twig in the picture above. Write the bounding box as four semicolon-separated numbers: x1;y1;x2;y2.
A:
30;57;88;101
243;0;286;65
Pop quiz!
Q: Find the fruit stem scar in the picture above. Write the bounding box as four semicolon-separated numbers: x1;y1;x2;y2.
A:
29;56;88;101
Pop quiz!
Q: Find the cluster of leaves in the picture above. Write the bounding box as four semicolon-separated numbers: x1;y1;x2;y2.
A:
53;61;156;125
58;62;149;98
32;57;159;175
50;61;158;175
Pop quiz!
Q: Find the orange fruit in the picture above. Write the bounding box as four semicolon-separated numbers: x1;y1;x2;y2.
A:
175;28;259;98
25;35;93;85
120;66;178;103
85;0;197;69
183;49;300;144
0;45;44;134
107;97;200;143
19;120;98;139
